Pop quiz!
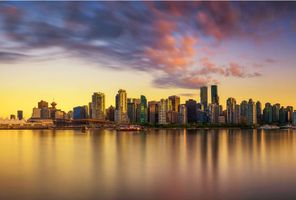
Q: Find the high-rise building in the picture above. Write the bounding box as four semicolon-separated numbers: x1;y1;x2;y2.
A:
106;106;115;121
115;89;128;123
272;103;280;123
17;110;23;120
140;95;148;124
279;106;287;125
200;86;208;111
209;103;219;124
234;104;241;124
286;106;293;123
178;104;187;125
73;106;88;119
148;101;159;125
158;99;168;125
263;103;273;124
293;111;296;126
211;85;219;105
256;101;262;124
91;92;105;120
226;97;236;124
88;102;92;119
168;95;180;112
127;98;137;123
240;100;248;124
185;99;197;123
247;99;257;125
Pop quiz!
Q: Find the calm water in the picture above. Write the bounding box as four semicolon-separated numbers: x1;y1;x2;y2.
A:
1;129;296;200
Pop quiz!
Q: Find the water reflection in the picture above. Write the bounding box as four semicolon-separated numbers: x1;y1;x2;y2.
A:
0;129;296;199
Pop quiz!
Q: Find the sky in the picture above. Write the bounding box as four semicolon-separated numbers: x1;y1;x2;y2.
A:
0;1;296;118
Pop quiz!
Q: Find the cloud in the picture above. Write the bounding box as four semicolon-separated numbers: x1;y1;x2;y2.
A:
226;63;262;78
0;51;28;62
0;2;293;88
265;58;277;63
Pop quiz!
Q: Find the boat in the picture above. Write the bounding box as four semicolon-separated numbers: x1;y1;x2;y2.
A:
116;125;144;131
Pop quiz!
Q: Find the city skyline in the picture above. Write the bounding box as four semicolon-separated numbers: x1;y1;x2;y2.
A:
1;2;296;117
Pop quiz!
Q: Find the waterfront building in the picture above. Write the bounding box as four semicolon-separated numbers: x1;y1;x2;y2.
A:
240;100;248;124
234;104;241;124
168;95;180;112
115;89;128;123
211;85;219;105
148;101;159;125
91;92;105;120
279;107;288;125
197;110;207;123
247;99;257;125
10;115;16;120
209;103;219;124
200;86;208;111
88;102;92;119
32;108;41;119
256;101;262;124
106;106;115;121
293;111;296;126
286;106;294;123
158;99;168;125
263;103;273;124
17;110;23;120
178;104;187;125
73;106;88;119
54;110;65;119
127;98;137;123
218;115;226;124
185;99;197;123
167;111;179;124
67;111;73;120
226;98;236;124
140;95;148;124
272;103;280;123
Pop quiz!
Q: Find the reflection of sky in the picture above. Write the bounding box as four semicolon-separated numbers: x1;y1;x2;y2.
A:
0;2;296;117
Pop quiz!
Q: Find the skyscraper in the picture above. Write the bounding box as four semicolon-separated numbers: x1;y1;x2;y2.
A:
263;103;273;124
115;89;128;123
256;101;262;124
247;99;257;125
73;106;88;119
209;103;219;124
240;100;248;124
211;85;219;105
140;95;148;124
178;104;187;125
17;110;23;120
106;106;115;121
185;99;197;123
91;92;105;120
158;99;168;125
272;103;280;123
293;111;296;126
127;98;137;123
148;101;159;125
168;95;180;112
226;97;236;124
200;86;208;111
